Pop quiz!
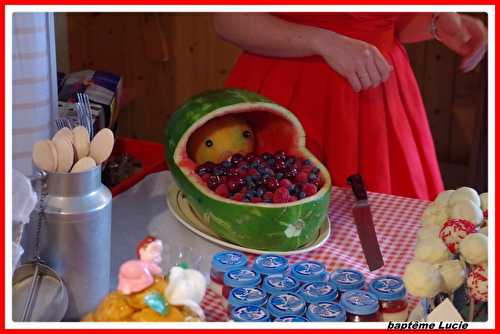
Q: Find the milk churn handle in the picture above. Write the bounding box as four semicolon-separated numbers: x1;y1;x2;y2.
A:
33;170;47;261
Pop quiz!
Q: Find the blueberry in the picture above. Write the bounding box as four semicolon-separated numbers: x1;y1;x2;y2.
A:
265;168;274;176
312;167;320;174
285;157;295;166
252;173;262;181
250;161;259;169
298;191;306;199
245;176;253;184
254;178;263;186
256;187;265;197
213;167;226;176
275;172;284;180
289;186;297;195
303;159;312;165
262;152;272;160
222;160;232;168
266;158;275;166
246;190;256;199
258;166;266;174
247;181;256;189
309;173;318;181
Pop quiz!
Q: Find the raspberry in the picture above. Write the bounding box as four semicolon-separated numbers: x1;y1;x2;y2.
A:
289;195;298;202
215;184;229;198
251;197;262;203
279;178;293;189
273;187;290;203
295;172;309;184
303;183;318;196
232;192;245;202
263;191;274;201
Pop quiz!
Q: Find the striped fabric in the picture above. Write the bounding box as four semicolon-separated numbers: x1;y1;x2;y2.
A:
12;13;57;175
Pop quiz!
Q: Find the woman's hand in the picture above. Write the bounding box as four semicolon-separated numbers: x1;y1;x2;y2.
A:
313;30;393;92
435;13;487;72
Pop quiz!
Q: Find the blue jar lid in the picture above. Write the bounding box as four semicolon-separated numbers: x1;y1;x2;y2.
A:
267;292;307;318
232;305;270;322
228;287;267;308
330;269;365;292
211;251;248;273
262;275;300;295
306;302;347;322
291;261;327;283
274;315;309;322
253;254;289;275
340;290;380;316
368;275;406;301
224;268;261;288
298;281;338;304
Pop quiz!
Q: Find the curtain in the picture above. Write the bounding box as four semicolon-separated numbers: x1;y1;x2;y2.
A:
12;12;58;175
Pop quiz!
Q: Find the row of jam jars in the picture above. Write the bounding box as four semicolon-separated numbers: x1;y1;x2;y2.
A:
210;251;248;295
368;275;408;322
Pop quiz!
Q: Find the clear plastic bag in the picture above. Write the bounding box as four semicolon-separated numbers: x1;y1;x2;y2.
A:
12;169;38;270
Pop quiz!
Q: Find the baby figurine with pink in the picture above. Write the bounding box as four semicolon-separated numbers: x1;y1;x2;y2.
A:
82;235;207;322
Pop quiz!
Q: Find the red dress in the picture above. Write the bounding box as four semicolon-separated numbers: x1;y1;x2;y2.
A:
225;13;444;200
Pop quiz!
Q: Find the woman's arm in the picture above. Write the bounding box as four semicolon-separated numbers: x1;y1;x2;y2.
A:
396;13;487;72
213;13;393;92
213;13;325;58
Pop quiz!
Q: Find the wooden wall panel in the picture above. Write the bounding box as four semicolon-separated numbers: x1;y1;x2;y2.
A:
67;13;240;143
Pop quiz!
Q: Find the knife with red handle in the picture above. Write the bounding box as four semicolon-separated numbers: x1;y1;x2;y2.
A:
347;174;385;271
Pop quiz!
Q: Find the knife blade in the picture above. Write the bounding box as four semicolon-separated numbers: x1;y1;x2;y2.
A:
347;174;384;271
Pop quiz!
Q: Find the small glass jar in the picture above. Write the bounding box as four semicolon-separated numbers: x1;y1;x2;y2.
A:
340;290;381;322
267;292;307;319
298;281;338;304
306;302;347;322
290;261;328;284
274;315;309;322
262;274;300;296
368;275;408;322
232;305;270;322
330;269;365;295
210;251;248;295
223;268;261;300
227;287;268;316
253;254;289;279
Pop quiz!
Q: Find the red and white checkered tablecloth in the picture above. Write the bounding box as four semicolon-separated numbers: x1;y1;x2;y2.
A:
200;186;429;322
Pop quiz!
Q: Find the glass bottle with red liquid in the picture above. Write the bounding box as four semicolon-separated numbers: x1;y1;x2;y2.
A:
340;290;381;322
368;275;408;322
210;251;248;296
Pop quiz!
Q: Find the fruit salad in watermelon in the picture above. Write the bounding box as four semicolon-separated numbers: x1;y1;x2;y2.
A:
165;89;332;251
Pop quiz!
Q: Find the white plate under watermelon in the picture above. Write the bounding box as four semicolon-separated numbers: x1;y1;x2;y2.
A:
166;183;331;255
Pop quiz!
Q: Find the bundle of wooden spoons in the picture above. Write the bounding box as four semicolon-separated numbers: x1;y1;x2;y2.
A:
32;127;115;173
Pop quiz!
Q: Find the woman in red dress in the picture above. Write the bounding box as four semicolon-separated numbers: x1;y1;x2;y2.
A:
214;13;487;200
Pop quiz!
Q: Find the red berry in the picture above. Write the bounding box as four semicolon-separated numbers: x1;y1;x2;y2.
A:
289;195;298;202
273;187;290;203
295;172;309;184
232;192;245;201
251;197;262;203
248;168;259;177
279;178;293;189
215;184;229;198
303;183;318;196
264;177;279;191
301;165;314;173
263;191;274;200
201;173;211;183
207;175;221;190
227;167;239;177
226;176;244;193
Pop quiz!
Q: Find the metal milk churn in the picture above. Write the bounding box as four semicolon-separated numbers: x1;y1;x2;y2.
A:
27;166;112;320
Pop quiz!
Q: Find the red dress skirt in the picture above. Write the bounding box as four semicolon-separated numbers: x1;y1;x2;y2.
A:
225;13;444;200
